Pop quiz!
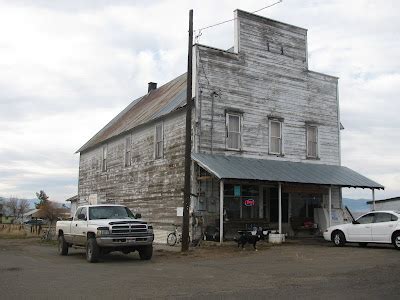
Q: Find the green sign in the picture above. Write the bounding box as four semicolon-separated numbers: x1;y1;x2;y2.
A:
234;185;241;197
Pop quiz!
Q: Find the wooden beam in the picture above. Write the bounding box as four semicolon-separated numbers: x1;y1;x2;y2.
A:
328;186;332;227
196;176;212;181
182;9;193;252
372;189;375;211
278;182;282;234
219;180;224;244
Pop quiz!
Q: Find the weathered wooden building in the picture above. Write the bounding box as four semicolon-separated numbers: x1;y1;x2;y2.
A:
76;10;383;242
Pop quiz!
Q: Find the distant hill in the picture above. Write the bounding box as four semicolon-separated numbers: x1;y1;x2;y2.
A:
343;198;370;213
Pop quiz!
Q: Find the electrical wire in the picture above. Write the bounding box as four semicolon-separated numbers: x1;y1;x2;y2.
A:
194;0;282;36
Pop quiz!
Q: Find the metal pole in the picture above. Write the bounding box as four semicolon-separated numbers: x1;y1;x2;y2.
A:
181;9;193;252
219;180;224;244
278;182;282;234
328;186;332;227
372;189;375;211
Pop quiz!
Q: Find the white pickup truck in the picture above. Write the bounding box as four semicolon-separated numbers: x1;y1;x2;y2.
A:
56;204;154;262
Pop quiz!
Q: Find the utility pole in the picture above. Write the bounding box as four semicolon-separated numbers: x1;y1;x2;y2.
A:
182;9;193;252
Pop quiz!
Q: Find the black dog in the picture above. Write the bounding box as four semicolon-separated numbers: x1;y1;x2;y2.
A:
235;231;261;250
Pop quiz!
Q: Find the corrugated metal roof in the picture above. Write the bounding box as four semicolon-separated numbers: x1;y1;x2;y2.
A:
65;195;78;202
77;73;187;153
192;153;384;189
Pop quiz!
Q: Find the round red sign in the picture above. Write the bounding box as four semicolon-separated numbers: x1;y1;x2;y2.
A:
243;199;255;206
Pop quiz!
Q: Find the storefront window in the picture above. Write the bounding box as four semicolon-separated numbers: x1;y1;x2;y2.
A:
223;184;259;220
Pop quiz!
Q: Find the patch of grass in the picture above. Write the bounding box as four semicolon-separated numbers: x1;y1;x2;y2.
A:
0;234;38;239
39;239;57;246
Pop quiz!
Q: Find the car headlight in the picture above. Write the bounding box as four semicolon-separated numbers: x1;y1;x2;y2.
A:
147;225;153;233
97;227;110;236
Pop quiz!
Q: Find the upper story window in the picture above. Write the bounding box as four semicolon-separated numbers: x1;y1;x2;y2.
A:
306;125;318;158
155;123;164;159
269;120;282;155
226;113;242;150
102;145;107;172
125;135;132;167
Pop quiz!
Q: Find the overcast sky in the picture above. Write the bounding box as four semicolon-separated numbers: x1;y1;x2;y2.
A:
0;0;399;202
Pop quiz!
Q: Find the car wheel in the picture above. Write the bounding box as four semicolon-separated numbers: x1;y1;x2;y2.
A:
86;238;100;263
393;232;400;250
332;230;346;247
138;245;153;260
58;235;68;256
167;233;177;246
358;242;368;247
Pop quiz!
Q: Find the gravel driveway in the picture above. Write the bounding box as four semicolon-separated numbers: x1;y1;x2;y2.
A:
0;238;398;299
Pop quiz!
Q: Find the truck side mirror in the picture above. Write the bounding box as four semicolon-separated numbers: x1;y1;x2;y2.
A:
78;213;86;220
135;213;142;219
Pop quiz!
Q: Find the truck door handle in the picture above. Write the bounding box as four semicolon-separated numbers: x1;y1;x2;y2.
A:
365;226;370;228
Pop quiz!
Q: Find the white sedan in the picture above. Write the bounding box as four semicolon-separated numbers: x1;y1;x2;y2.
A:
323;210;400;249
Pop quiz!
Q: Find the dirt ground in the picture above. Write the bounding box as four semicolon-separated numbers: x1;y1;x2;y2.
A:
0;238;399;299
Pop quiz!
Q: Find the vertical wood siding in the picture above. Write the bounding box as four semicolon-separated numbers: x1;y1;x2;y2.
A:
196;10;340;166
78;111;186;235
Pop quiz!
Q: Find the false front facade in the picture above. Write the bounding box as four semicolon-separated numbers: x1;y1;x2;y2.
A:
76;10;383;243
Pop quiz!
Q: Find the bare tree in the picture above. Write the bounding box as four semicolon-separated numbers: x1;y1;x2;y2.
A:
0;197;4;216
40;201;64;240
17;199;30;221
5;197;19;223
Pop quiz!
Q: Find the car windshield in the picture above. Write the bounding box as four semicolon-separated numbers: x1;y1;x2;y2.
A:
89;206;136;220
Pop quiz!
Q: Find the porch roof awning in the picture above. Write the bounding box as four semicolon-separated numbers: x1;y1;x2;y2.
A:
192;153;384;189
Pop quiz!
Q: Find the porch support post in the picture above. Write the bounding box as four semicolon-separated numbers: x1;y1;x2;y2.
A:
328;186;332;227
219;180;224;244
372;189;375;211
278;182;282;234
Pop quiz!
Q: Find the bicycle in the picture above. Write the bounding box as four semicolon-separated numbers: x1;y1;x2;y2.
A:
167;224;190;246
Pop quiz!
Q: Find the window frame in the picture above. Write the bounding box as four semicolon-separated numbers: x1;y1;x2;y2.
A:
306;125;319;158
269;119;283;155
102;145;108;172
154;122;164;159
74;207;83;220
124;135;132;167
355;213;375;224
374;212;398;223
226;112;242;151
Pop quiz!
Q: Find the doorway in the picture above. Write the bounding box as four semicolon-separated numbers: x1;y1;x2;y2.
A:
263;187;288;223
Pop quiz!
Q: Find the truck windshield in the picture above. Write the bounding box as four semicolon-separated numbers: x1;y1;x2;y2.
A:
89;206;136;220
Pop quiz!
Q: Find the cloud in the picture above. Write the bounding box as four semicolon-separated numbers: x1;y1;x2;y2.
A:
0;0;399;202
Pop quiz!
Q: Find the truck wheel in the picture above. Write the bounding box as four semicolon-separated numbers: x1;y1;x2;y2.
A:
86;238;100;263
138;245;153;260
58;235;68;256
167;233;177;246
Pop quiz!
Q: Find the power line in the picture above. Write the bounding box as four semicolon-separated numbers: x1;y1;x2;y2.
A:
194;0;282;36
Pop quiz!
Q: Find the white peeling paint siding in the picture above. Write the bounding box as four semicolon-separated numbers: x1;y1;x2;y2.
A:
78;111;186;235
195;10;340;166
